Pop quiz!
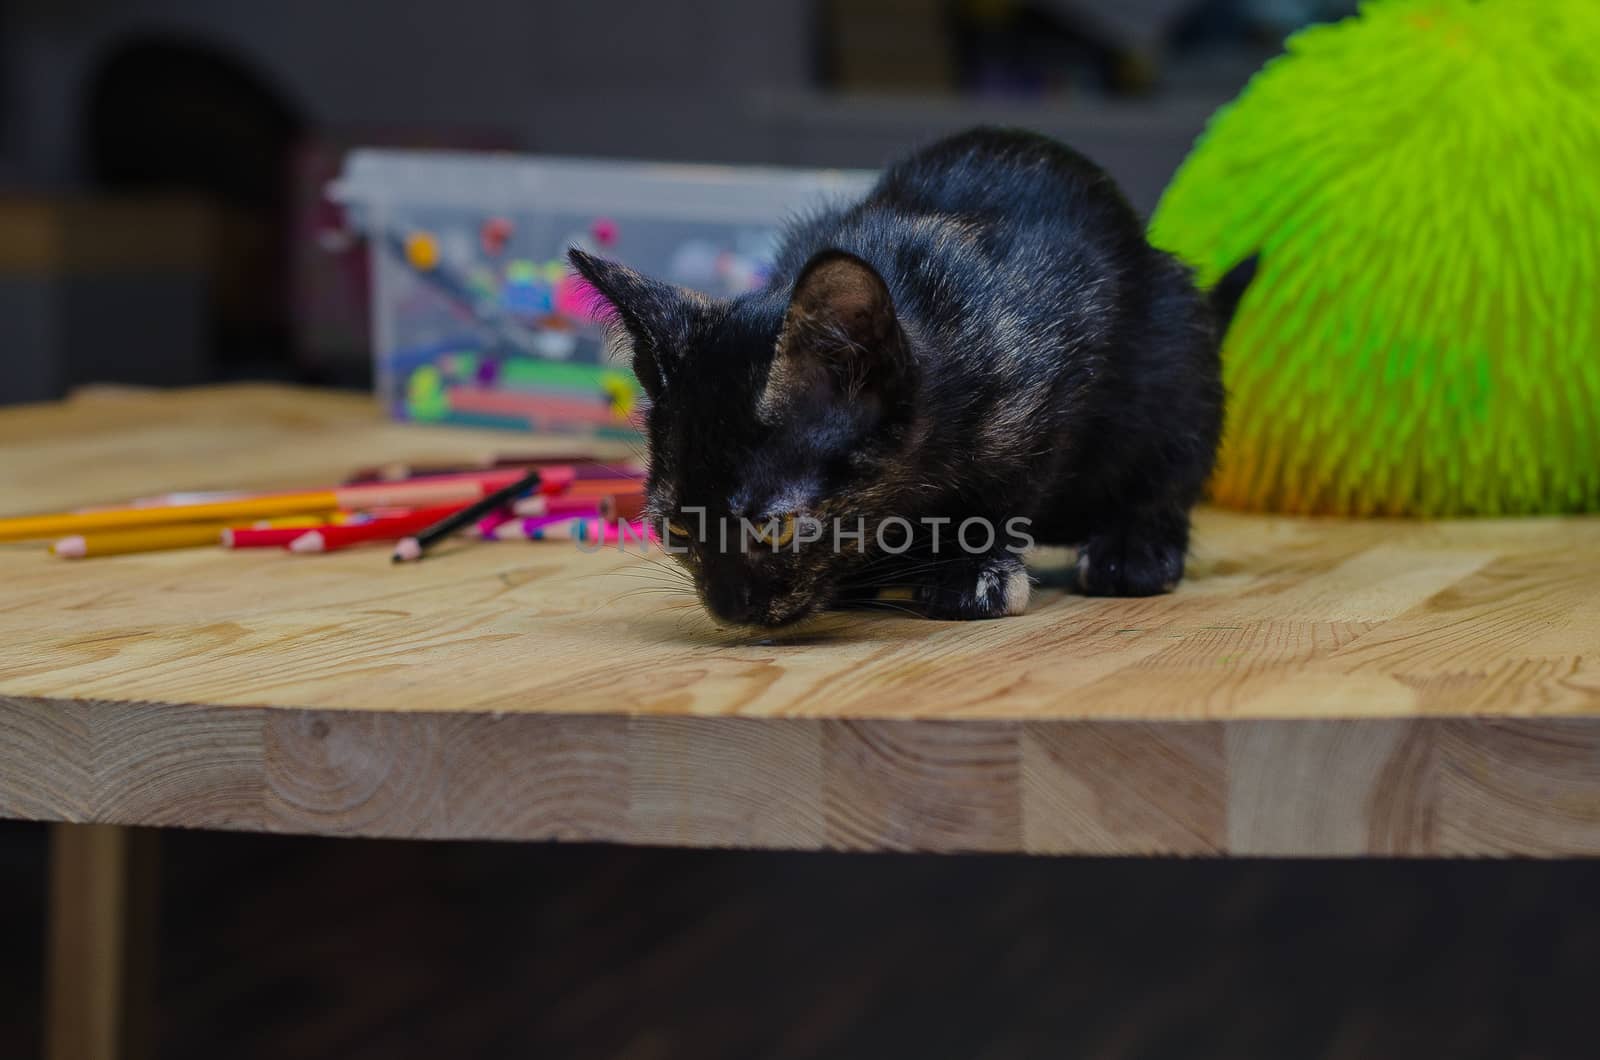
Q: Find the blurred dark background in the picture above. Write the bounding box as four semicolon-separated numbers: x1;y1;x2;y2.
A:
4;818;1600;1058
0;0;1356;403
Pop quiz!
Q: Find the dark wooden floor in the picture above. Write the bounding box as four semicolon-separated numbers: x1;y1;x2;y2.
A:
3;819;1598;1058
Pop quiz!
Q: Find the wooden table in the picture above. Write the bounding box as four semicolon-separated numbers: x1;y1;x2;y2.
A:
4;383;1600;859
5;384;1600;1058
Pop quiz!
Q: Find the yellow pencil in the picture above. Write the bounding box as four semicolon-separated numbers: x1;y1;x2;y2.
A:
50;514;338;559
52;523;228;558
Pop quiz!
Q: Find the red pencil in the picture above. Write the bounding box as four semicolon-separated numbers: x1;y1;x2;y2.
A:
599;492;647;521
225;525;327;549
509;494;605;519
287;505;474;554
220;514;359;549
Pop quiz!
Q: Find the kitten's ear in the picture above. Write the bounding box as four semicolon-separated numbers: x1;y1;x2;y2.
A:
767;251;910;416
568;248;699;400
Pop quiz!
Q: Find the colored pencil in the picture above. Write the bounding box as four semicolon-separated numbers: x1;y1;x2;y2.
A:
554;519;652;544
51;523;229;558
599;492;647;521
333;467;576;493
68;472;527;518
289;505;472;554
512;518;652;544
509;494;605;519
558;479;645;500
392;469;542;563
343;453;599;484
222;513;367;549
475;509;517;539
0;475;534;543
224;526;315;549
488;514;584;540
567;464;646;482
345;466;578;495
74;490;251;513
55;514;342;558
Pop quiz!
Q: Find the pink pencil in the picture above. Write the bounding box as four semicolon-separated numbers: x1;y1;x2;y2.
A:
478;494;605;537
79;471;546;520
340;467;576;499
476;509;517;539
512;518;653;544
566;463;646;482
489;515;584;540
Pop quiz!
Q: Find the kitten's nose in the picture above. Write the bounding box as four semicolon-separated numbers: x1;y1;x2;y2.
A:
705;579;755;625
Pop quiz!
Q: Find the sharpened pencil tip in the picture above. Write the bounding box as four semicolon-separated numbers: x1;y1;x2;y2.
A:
287;531;324;554
392;537;423;563
52;535;87;558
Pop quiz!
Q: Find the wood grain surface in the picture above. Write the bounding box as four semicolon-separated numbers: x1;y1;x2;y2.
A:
3;385;1599;855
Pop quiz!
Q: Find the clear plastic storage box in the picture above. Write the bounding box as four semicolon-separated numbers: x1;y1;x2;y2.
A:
332;151;876;436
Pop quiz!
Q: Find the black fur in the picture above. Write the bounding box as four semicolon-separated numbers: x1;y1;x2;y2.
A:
570;127;1231;627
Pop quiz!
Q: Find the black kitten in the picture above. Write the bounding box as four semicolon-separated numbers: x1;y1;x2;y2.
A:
570;127;1233;627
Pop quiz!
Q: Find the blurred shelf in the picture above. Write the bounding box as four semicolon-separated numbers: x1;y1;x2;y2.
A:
751;90;1231;209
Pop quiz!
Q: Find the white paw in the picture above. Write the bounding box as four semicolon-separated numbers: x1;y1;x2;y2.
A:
1001;566;1031;615
974;565;1030;616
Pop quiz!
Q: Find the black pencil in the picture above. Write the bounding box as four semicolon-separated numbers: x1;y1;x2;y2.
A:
392;469;542;563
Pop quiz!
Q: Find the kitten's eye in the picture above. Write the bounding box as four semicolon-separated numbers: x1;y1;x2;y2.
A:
749;514;797;547
665;519;691;543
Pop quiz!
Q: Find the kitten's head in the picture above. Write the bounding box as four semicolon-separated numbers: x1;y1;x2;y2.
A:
569;247;915;627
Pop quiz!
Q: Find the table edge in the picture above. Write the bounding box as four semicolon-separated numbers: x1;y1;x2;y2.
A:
4;694;1599;856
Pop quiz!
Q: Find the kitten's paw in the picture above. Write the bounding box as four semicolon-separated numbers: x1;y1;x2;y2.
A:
1076;523;1186;597
918;555;1031;620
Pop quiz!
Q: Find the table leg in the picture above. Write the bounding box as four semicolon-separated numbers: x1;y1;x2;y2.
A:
44;824;158;1060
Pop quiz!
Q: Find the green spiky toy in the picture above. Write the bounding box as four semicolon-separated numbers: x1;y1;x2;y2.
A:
1150;0;1600;516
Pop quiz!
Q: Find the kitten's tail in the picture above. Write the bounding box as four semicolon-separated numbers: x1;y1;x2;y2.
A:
1208;255;1258;340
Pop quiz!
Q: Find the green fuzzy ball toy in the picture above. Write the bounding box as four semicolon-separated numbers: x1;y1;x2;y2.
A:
1150;0;1600;516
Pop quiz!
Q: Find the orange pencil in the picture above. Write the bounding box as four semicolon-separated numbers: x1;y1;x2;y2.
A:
559;479;645;500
